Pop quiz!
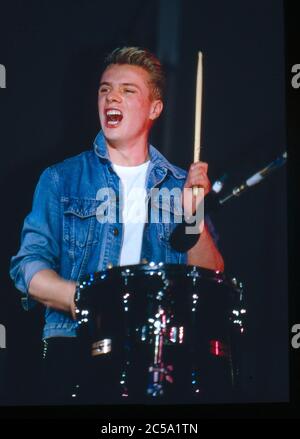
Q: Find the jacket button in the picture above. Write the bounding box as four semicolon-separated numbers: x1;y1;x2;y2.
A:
113;227;119;237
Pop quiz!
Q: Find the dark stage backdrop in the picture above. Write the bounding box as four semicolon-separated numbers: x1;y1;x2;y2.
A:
0;0;287;404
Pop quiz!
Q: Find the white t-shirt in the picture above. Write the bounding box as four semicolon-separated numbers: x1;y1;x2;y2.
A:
112;161;149;266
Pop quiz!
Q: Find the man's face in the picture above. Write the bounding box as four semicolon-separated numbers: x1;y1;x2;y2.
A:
98;64;162;146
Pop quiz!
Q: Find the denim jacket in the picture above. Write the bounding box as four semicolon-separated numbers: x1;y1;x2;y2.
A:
10;130;217;339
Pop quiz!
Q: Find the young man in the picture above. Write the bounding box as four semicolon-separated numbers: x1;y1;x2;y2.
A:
10;47;224;403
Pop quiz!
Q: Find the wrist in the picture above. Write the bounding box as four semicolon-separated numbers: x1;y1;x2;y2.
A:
66;280;77;319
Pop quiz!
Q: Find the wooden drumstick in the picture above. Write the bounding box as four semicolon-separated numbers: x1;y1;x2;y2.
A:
193;51;203;197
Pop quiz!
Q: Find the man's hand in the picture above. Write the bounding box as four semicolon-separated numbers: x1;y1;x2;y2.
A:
183;161;211;220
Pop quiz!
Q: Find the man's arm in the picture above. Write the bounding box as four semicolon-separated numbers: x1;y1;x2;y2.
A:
9;166;72;312
187;224;224;271
183;161;224;272
29;269;77;319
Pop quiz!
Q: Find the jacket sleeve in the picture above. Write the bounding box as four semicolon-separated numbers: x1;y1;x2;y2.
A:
9;166;61;310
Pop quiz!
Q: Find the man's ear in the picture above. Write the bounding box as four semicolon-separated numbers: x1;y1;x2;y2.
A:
149;99;163;121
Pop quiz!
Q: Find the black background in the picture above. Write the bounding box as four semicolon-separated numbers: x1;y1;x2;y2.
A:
0;0;298;418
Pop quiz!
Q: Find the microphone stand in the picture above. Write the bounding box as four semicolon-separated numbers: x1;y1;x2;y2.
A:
169;151;287;252
219;151;287;206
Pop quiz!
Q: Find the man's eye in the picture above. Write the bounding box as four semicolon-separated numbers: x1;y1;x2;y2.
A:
99;87;109;93
124;89;135;93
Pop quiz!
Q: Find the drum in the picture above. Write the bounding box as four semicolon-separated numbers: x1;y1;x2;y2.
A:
75;263;245;403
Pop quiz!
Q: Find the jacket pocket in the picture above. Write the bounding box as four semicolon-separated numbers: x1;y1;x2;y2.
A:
62;197;99;248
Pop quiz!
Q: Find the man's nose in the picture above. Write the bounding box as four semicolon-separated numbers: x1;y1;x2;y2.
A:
106;89;122;103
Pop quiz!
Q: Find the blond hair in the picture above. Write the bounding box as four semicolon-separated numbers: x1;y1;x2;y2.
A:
103;46;165;101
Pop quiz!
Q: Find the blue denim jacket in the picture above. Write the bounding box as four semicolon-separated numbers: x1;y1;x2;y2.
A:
10;130;218;339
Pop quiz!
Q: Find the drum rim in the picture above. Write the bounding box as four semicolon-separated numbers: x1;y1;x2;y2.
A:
79;263;232;287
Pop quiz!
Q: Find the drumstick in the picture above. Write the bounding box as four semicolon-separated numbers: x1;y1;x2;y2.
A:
193;51;203;197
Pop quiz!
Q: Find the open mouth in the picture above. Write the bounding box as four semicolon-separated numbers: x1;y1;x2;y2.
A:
105;109;123;127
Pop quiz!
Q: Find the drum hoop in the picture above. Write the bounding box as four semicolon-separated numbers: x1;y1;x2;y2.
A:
77;263;233;291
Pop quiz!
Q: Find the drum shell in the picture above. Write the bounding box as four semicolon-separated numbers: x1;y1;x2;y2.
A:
75;264;245;403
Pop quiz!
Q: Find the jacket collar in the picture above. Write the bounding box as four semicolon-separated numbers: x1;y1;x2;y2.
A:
93;130;186;180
